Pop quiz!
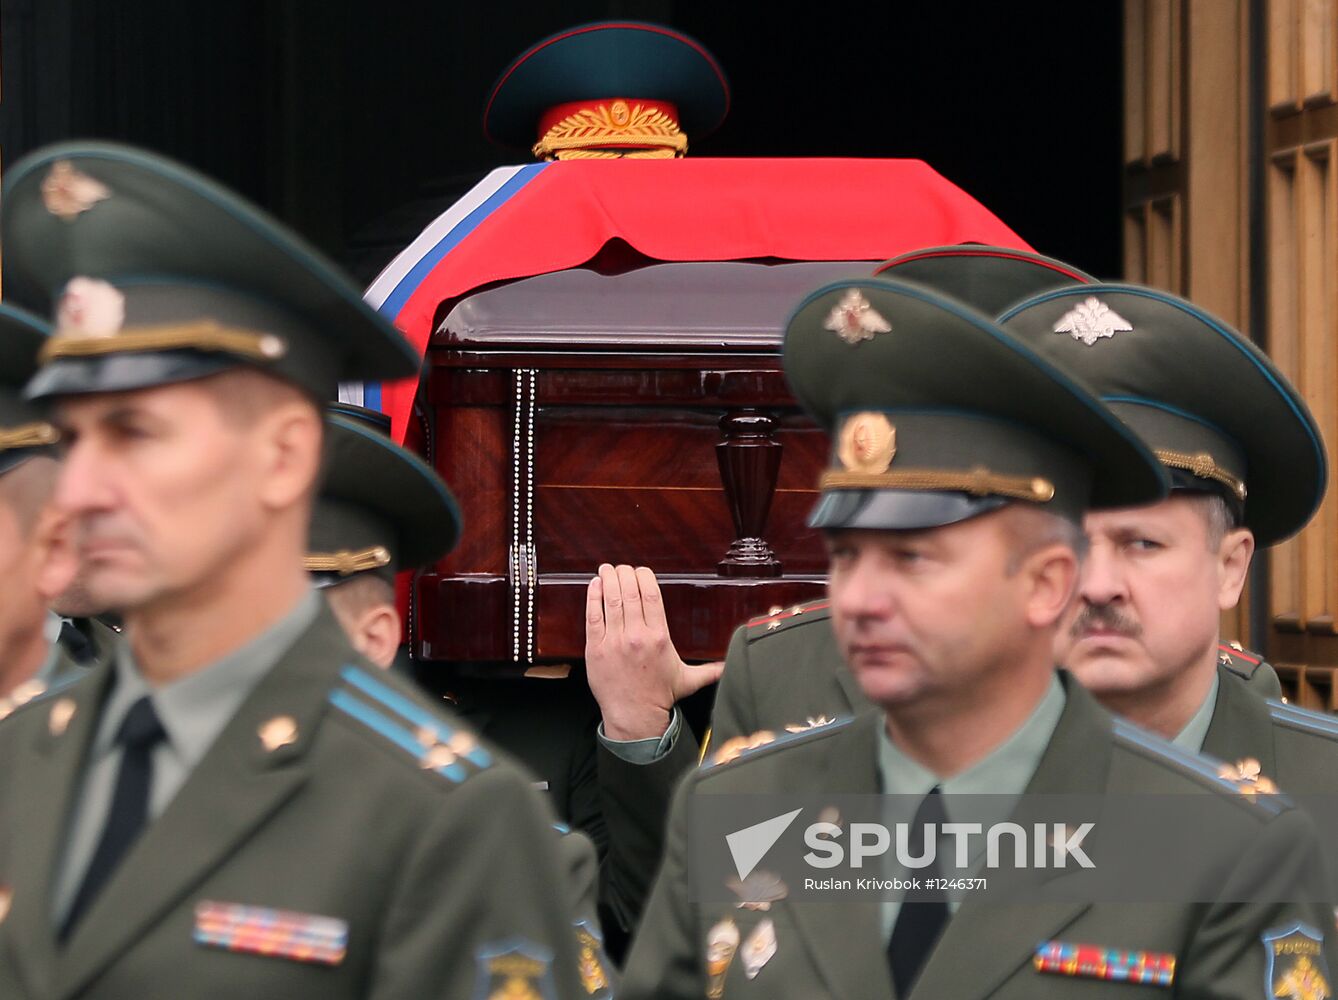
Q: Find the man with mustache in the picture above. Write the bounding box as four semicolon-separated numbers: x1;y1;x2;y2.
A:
621;276;1335;999
0;143;593;999
1000;284;1338;790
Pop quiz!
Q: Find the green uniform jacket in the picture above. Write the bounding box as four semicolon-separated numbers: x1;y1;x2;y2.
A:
0;607;600;1000
622;675;1337;999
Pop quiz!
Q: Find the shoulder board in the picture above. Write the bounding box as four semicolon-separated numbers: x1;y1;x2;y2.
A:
328;664;493;785
1111;718;1290;815
1216;641;1265;681
0;672;83;723
703;716;851;770
745;600;831;640
1267;699;1338;740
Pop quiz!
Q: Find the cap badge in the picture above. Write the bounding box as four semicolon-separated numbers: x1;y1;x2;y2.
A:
824;289;892;345
41;161;111;221
56;278;126;339
838;412;896;474
534;100;688;160
258;715;298;752
1053;296;1133;346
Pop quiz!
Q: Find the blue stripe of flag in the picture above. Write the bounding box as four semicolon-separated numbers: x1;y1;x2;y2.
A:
378;162;550;322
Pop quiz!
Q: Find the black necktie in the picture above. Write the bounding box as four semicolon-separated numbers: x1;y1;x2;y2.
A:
887;786;951;997
57;619;95;666
61;696;166;940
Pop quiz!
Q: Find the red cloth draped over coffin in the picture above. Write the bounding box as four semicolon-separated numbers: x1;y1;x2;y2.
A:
361;158;1030;667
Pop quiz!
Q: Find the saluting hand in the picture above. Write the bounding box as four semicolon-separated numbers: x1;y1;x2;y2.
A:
585;564;724;741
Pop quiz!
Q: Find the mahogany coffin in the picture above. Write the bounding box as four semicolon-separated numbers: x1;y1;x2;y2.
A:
415;260;868;666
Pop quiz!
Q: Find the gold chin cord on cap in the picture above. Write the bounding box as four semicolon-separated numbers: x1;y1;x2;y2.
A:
1154;449;1247;501
819;466;1056;503
304;546;392;577
41;321;287;364
0;422;60;452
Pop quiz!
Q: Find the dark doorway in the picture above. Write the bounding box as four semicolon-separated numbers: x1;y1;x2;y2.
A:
2;1;1122;286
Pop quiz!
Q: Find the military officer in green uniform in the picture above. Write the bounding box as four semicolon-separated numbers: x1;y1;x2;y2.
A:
621;276;1336;999
0;302;83;712
999;283;1335;795
0;142;594;999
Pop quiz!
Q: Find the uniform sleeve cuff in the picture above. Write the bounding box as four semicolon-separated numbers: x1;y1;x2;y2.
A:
597;707;682;763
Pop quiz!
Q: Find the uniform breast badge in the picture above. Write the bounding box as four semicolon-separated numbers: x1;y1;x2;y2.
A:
573;921;613;999
705;918;741;999
741;918;777;980
192;901;348;966
1264;923;1331;1000
1033;941;1175;986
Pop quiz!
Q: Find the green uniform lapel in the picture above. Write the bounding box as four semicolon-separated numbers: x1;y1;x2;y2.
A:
53;607;348;999
6;662;113;998
1201;664;1277;775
